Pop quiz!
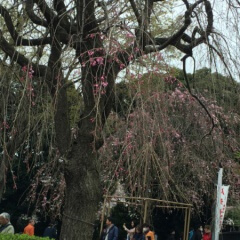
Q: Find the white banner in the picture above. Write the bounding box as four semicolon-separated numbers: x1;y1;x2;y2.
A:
219;185;229;230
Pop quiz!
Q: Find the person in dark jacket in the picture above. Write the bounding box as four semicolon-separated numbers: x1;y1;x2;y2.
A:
192;225;203;240
43;222;57;239
102;217;118;240
132;225;144;240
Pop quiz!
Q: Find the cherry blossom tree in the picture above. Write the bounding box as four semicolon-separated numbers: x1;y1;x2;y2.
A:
0;0;225;239
100;71;240;215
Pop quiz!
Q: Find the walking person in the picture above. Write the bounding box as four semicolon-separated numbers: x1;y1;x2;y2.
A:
43;222;57;239
188;227;194;240
23;219;35;236
133;225;145;240
123;220;136;240
0;212;14;234
142;223;155;240
102;216;118;240
192;225;203;240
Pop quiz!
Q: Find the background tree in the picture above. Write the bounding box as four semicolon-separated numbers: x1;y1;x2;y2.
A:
102;69;240;210
0;0;223;239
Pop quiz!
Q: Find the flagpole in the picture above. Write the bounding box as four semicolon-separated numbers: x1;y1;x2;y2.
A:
213;168;223;240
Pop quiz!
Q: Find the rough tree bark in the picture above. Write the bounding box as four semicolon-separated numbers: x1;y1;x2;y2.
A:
0;0;214;239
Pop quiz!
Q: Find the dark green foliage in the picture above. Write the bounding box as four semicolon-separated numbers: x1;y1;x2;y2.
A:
174;67;240;113
225;206;240;226
113;81;135;118
66;83;83;127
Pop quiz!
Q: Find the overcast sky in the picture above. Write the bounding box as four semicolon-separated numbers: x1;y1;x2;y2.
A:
169;0;240;81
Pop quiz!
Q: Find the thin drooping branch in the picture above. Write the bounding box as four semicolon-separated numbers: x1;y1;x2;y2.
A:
182;54;215;137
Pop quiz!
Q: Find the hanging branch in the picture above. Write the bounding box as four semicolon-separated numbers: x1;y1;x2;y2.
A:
182;54;216;137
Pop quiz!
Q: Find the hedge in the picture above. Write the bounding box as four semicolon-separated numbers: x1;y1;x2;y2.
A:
0;234;53;240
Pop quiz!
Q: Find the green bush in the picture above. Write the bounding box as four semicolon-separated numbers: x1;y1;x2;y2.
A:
0;234;52;240
225;206;240;226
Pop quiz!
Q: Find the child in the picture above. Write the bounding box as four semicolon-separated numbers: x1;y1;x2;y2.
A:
203;225;211;240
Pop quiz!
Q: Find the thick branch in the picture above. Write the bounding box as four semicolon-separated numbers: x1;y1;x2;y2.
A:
76;0;99;35
0;5;51;46
155;37;192;55
25;0;48;27
34;0;56;23
117;0;213;72
205;0;213;34
191;1;213;48
143;0;154;29
53;0;78;34
0;30;47;77
129;0;142;26
53;0;67;15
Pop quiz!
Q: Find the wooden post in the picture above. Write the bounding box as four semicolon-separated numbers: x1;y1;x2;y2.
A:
143;199;148;223
100;197;107;237
107;199;111;216
183;207;188;240
186;207;191;240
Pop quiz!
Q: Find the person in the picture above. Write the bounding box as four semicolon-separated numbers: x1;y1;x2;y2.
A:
192;225;203;240
225;218;234;232
203;225;211;240
102;216;118;240
0;212;14;234
132;225;145;240
43;222;57;239
23;219;35;236
167;230;175;240
123;220;136;240
188;227;194;240
142;223;155;240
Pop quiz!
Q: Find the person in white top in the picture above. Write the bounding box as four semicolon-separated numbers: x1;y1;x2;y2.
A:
0;212;14;234
123;221;136;240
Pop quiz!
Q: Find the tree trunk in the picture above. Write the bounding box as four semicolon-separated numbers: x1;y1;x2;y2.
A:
60;136;102;240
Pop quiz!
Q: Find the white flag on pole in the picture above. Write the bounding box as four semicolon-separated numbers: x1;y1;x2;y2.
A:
219;185;229;230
